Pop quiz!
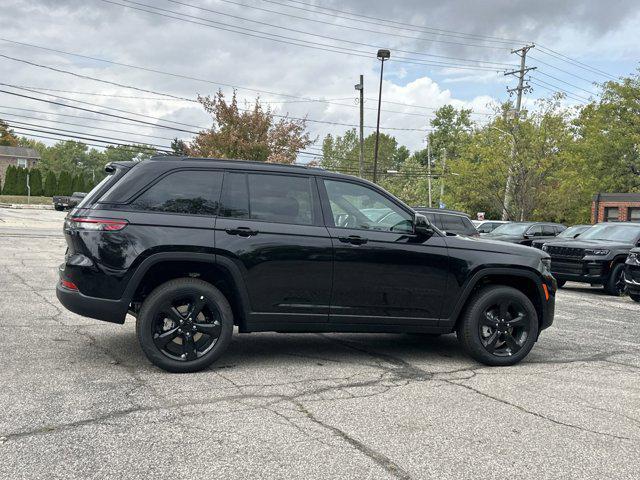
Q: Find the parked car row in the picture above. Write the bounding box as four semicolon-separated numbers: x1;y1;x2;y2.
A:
412;209;640;301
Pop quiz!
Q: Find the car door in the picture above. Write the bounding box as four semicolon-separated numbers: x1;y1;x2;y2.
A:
214;171;332;326
319;178;449;325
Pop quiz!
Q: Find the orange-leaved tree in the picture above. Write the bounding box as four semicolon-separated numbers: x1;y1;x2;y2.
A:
189;90;313;164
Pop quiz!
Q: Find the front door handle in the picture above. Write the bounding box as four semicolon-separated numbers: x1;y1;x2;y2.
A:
338;235;368;245
225;227;259;237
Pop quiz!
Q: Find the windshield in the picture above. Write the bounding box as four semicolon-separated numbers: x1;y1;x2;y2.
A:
558;225;589;238
579;224;640;243
490;223;531;235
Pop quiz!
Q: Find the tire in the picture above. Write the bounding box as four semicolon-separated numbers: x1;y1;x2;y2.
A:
457;285;539;366
136;278;234;373
629;293;640;303
54;205;64;211
604;263;626;296
556;279;566;288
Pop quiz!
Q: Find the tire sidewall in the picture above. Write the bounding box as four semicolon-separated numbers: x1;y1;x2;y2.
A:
136;278;234;373
459;286;539;366
605;263;626;296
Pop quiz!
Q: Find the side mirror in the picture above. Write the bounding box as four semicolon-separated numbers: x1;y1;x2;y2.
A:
414;213;434;237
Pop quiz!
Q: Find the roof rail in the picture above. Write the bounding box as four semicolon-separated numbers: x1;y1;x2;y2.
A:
149;155;323;171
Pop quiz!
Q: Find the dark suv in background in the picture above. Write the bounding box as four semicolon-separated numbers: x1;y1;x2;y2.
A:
486;222;566;246
57;156;556;372
624;248;640;302
543;222;640;293
531;224;591;250
412;207;479;236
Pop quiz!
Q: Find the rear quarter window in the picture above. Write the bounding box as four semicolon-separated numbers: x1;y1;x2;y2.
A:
128;170;223;215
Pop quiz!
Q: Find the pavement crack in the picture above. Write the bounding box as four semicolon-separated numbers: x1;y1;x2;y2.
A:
293;400;413;480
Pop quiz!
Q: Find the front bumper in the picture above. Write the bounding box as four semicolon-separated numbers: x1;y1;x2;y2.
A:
550;258;610;284
624;264;640;295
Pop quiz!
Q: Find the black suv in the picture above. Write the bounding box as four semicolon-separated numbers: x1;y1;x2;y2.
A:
412;207;479;237
531;224;591;250
624;248;640;302
485;221;566;246
56;156;556;372
543;222;640;294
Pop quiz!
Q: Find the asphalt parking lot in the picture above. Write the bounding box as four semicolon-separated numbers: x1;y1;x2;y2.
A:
1;208;639;480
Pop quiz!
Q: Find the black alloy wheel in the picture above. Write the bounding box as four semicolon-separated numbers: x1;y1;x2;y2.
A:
605;263;627;296
479;300;530;357
152;294;221;362
457;285;539;366
137;278;233;373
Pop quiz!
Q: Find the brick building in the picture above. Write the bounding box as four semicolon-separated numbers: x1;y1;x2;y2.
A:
0;146;40;189
591;193;640;223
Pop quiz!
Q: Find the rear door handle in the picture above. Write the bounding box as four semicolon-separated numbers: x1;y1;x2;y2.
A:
225;227;259;237
338;235;368;245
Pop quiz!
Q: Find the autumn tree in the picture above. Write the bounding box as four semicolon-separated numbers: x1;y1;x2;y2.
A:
189;90;312;164
0;119;19;147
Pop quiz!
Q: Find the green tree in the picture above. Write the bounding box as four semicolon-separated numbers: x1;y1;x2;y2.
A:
3;165;17;194
14;167;28;196
71;174;86;193
29;168;43;196
43;171;58;197
57;171;73;196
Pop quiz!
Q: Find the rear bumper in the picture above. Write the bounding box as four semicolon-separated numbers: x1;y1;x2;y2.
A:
56;265;128;324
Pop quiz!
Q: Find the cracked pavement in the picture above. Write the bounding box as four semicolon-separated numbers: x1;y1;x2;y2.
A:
1;209;639;479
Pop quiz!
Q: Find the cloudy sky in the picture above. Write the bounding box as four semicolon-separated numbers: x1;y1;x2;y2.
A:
1;0;638;159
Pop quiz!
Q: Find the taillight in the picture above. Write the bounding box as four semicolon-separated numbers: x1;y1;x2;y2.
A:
61;279;78;290
65;217;128;231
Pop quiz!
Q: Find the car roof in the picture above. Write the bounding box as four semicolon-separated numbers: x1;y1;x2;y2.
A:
412;207;470;218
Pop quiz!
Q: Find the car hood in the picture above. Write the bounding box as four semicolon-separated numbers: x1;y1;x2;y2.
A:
445;234;547;259
545;239;635;250
483;234;523;243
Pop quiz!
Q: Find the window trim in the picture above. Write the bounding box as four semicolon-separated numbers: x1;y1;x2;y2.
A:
124;167;224;217
219;170;324;227
317;176;416;234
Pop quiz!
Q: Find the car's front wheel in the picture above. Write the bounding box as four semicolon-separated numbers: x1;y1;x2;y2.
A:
629;292;640;303
457;286;538;366
556;279;566;288
604;263;626;296
136;278;234;373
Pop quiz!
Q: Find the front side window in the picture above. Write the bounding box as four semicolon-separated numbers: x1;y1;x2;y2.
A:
130;170;222;215
324;179;412;233
440;214;466;233
542;225;556;236
526;225;543;236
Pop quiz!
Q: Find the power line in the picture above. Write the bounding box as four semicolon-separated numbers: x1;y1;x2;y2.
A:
261;0;522;47
168;0;516;66
535;45;617;80
528;54;600;86
0;38;494;115
98;0;510;71
0;112;177;141
7;121;171;150
532;71;597;97
528;80;591;103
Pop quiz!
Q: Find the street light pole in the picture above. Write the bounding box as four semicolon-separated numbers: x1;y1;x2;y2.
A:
354;75;364;178
373;49;390;184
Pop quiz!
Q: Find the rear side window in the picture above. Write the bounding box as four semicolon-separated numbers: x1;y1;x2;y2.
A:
248;173;314;225
542;225;556;235
130;170;222;215
219;172;315;225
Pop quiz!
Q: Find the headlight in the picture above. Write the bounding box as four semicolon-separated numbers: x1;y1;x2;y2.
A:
584;248;610;256
540;258;551;271
541;244;549;252
628;252;640;265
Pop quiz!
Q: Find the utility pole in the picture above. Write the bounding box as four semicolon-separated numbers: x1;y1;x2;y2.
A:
354;75;364;178
439;148;447;208
502;44;536;221
427;139;432;208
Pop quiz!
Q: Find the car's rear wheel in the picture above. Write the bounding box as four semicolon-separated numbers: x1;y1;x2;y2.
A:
604;263;626;296
629;293;640;303
457;286;538;366
136;278;233;373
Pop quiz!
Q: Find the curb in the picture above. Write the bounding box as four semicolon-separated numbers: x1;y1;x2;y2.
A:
0;203;54;210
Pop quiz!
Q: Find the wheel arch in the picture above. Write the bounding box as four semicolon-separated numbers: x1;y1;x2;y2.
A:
123;252;251;331
448;267;546;333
